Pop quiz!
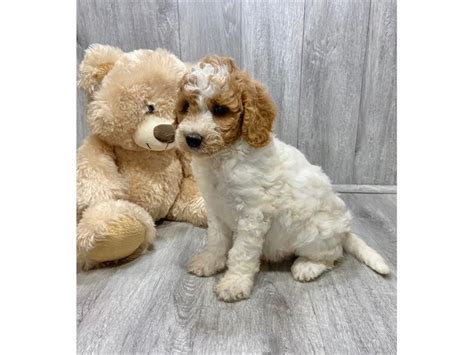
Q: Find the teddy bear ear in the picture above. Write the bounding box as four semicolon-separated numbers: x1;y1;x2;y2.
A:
78;44;123;95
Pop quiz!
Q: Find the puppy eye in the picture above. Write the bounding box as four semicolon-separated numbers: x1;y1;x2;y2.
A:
180;101;189;114
146;104;155;114
212;105;229;116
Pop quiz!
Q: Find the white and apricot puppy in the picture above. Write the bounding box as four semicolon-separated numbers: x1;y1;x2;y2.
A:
175;56;390;302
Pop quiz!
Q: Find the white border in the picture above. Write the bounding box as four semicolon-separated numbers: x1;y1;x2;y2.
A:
1;0;474;352
0;0;76;352
399;0;474;353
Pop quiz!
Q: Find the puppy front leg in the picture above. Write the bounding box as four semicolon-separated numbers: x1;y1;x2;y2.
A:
214;214;270;302
187;213;231;277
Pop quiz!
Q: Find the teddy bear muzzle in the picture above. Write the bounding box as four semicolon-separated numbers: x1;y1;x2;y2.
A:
133;115;177;151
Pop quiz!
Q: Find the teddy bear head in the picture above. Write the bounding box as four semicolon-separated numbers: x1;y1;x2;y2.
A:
78;44;186;151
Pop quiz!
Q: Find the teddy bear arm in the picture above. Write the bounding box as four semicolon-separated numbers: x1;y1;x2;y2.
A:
176;149;194;178
166;176;208;227
77;135;128;218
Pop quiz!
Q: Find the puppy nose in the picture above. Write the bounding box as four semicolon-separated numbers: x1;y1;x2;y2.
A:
153;124;175;143
185;133;203;148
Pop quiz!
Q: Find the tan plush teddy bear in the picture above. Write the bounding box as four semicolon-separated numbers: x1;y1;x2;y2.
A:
77;44;207;270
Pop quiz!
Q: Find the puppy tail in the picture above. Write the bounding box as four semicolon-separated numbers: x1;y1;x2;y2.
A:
343;232;390;275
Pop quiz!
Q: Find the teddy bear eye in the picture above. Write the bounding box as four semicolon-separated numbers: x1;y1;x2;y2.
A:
146;104;155;114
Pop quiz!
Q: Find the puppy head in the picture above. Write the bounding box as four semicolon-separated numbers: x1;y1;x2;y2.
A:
175;56;277;156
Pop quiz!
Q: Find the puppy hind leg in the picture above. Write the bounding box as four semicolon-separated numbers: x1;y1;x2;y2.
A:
291;256;331;282
292;235;343;282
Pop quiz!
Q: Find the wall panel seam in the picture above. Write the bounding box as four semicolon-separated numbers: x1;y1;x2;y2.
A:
352;0;373;184
176;0;182;59
240;0;243;66
295;0;307;150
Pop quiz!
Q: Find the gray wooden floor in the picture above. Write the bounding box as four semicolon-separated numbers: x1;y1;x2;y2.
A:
77;193;396;354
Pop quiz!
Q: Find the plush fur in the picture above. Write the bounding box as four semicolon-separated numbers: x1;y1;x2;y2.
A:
175;56;390;302
77;45;207;271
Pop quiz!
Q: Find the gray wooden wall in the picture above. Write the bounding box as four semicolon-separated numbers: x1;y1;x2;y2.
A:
77;0;396;185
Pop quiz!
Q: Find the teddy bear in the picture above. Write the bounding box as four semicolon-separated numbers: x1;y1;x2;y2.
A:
77;44;207;270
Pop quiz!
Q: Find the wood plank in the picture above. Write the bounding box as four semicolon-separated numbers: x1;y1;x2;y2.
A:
335;184;397;194
353;0;397;184
77;194;396;353
297;0;371;183
77;0;180;53
76;0;180;146
241;0;305;147
178;0;241;64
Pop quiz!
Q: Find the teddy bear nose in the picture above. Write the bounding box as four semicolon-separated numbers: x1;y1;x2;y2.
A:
185;133;203;149
153;124;175;143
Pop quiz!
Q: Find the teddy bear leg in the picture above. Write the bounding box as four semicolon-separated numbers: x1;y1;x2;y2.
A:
166;177;208;227
77;200;156;270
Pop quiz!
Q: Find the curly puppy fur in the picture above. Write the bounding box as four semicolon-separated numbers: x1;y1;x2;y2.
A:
176;56;390;302
77;45;207;270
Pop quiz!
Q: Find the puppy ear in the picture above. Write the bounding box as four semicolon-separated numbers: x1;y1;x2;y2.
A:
78;44;123;96
240;75;277;148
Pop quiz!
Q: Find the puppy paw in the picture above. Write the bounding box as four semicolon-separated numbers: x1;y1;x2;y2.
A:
291;257;329;282
214;273;253;302
187;252;226;277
